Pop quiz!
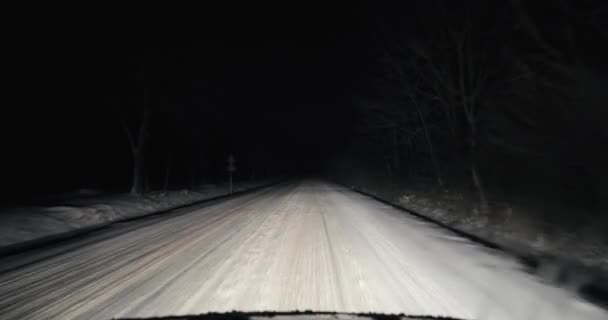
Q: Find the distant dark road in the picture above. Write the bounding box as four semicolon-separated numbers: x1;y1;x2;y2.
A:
0;181;604;320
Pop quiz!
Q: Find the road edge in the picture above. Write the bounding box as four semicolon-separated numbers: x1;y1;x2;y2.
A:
0;180;286;258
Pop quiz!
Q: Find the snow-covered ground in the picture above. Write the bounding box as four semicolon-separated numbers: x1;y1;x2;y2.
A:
0;181;605;320
0;181;273;249
336;172;608;278
393;191;608;271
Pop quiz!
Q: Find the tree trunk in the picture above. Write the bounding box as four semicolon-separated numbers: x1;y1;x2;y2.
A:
189;164;197;188
469;125;488;216
130;147;144;194
126;106;150;195
392;126;400;173
163;151;171;191
384;156;393;177
471;158;489;216
412;99;444;188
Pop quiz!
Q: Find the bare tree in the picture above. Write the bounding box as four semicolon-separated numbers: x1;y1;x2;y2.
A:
119;89;151;195
453;19;490;214
375;39;447;188
395;16;490;212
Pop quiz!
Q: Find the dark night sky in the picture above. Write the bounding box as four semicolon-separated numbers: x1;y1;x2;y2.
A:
4;1;379;199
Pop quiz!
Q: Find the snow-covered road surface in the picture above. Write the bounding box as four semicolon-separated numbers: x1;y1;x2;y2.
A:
0;181;605;320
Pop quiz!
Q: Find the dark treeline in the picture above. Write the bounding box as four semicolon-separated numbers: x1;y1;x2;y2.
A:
333;0;608;234
3;2;361;204
3;3;252;202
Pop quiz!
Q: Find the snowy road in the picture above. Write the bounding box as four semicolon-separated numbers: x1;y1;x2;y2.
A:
0;181;605;320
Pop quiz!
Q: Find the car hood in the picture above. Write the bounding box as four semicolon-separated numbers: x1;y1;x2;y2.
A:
117;311;468;320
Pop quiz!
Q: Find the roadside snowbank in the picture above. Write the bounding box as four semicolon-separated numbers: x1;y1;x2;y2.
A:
0;181;273;249
345;179;608;269
394;190;608;269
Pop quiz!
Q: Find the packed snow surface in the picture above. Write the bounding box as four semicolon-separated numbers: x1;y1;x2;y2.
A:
0;181;605;320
